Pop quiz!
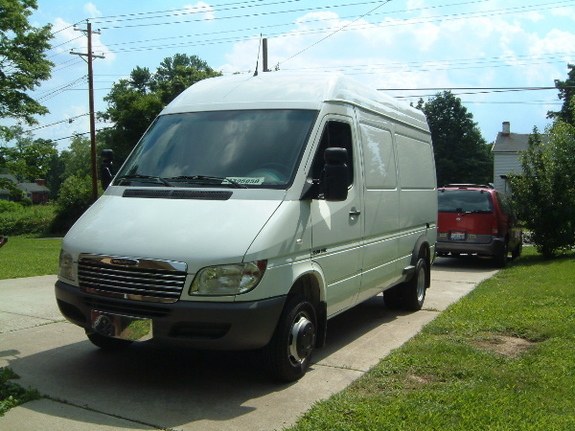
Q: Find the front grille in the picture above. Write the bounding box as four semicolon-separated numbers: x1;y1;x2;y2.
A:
78;254;187;303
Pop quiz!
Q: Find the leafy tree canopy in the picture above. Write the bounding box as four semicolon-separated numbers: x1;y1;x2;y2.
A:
100;54;221;162
417;91;492;186
0;126;56;181
547;63;575;126
0;0;53;140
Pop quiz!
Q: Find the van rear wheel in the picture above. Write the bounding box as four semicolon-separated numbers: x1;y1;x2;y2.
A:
263;295;317;382
384;257;428;311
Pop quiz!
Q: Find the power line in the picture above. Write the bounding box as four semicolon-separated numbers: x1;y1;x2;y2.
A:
93;0;304;24
93;0;420;31
84;0;571;48
51;127;113;143
22;114;90;133
280;0;392;67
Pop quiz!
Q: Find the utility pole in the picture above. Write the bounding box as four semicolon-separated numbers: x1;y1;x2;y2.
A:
262;38;269;72
71;21;104;203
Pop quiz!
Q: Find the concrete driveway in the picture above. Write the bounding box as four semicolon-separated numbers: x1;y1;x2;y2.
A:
0;257;498;431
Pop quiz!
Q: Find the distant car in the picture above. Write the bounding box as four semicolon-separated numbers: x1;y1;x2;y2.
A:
436;184;522;267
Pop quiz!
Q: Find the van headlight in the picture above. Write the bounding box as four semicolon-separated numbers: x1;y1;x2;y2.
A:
58;250;76;282
190;260;267;296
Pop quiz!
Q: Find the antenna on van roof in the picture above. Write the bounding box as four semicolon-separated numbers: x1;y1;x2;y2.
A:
253;34;263;77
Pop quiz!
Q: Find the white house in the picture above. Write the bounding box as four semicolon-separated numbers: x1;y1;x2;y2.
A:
492;121;546;195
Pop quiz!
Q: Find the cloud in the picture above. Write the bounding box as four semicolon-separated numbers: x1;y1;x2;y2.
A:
184;1;215;21
84;2;102;18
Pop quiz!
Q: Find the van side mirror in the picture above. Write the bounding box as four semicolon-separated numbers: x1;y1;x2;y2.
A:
100;149;114;189
323;147;349;202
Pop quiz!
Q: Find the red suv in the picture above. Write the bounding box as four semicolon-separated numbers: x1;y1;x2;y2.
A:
436;184;522;267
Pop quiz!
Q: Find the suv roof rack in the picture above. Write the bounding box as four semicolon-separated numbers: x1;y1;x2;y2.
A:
441;183;494;189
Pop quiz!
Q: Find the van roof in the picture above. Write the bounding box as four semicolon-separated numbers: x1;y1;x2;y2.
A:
161;72;428;130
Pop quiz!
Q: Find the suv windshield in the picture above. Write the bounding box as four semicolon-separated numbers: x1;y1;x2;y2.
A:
114;109;318;188
438;189;493;213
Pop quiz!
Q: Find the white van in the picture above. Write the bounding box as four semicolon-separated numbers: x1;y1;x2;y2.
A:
56;73;437;381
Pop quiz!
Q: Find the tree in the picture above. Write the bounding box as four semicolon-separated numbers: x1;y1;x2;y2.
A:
59;135;94;179
100;54;221;163
0;0;53;140
509;123;575;258
99;68;163;162
152;54;221;105
0;127;57;181
417;91;492;186
547;64;575;126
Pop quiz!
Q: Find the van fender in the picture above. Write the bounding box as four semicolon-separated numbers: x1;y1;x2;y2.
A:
403;236;431;289
284;260;328;348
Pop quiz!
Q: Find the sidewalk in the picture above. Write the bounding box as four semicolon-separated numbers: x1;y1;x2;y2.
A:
0;261;498;431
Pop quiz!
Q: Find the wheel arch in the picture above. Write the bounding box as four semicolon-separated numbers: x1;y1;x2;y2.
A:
287;269;327;348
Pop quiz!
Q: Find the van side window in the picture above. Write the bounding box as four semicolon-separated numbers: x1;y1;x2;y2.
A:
310;121;353;186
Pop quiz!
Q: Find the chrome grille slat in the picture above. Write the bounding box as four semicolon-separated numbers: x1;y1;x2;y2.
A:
78;270;185;289
78;254;187;303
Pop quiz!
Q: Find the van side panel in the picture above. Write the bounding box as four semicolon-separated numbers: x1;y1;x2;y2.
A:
395;129;438;264
356;117;402;301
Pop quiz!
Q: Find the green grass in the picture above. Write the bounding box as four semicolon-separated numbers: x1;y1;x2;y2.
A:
288;247;575;431
0;368;40;417
0;236;61;279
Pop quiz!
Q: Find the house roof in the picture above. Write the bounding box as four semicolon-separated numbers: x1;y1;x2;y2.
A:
493;131;549;153
0;173;18;183
0;174;50;195
492;132;531;153
19;182;50;193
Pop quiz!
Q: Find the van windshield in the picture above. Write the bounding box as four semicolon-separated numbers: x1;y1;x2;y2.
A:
114;109;318;189
438;190;493;213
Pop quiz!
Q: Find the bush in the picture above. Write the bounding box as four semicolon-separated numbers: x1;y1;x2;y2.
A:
0;202;56;235
510;123;575;258
50;175;93;234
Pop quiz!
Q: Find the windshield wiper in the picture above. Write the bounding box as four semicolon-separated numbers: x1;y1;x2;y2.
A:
165;175;247;189
116;174;173;187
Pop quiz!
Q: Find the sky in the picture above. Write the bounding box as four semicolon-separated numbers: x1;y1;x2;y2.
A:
19;0;575;151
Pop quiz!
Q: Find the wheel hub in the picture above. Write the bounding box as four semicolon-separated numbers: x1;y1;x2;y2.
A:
289;315;315;364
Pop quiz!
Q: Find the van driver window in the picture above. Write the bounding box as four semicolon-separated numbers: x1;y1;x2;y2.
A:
310;121;353;186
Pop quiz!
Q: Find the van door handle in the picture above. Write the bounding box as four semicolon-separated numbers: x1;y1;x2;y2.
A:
349;208;361;217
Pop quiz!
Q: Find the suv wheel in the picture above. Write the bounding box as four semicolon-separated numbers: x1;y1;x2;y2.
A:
495;241;508;268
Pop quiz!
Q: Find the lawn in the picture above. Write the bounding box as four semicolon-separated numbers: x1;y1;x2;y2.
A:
0;236;61;279
288;248;575;430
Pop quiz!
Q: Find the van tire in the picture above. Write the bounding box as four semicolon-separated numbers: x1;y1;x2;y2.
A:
384;258;428;311
263;295;317;382
86;331;133;350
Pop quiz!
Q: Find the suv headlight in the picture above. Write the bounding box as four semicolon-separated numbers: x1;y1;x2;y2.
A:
58;250;76;282
190;260;267;296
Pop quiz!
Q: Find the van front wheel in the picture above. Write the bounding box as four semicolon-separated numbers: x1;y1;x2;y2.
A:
264;295;317;382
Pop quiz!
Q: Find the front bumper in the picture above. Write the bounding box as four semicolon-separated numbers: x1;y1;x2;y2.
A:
55;280;286;350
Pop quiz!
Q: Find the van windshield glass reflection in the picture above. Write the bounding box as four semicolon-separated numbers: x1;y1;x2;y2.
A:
115;109;318;189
